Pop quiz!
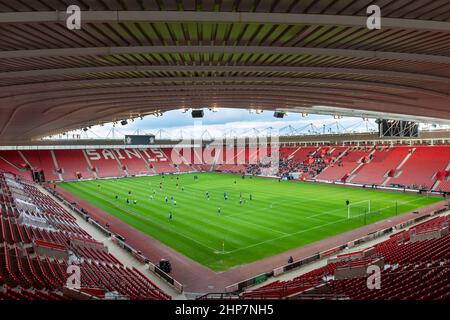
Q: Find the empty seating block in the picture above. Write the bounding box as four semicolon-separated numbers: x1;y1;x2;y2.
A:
0;171;171;300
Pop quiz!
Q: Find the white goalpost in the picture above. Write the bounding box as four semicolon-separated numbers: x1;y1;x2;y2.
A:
422;190;434;199
347;200;371;219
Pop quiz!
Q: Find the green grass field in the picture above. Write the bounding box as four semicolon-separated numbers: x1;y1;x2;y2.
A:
59;173;442;271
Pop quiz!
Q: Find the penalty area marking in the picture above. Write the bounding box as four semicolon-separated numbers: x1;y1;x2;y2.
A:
224;197;428;254
86;191;223;253
75;181;433;257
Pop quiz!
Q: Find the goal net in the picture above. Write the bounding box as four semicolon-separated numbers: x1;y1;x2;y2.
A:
347;200;371;219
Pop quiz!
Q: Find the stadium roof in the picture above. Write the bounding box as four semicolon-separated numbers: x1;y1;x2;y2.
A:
0;0;450;143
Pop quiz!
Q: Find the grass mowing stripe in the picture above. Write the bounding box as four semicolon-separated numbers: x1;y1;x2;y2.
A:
59;173;441;271
64;182;229;251
97;178;294;237
69;180;271;248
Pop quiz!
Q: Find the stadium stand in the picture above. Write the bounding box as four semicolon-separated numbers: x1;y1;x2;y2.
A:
20;150;60;181
0;170;171;300
113;149;150;176
53;150;94;181
351;147;410;185
0;145;448;193
1;0;450;304
88;149;126;178
243;215;450;300
316;147;374;182
0;151;30;180
389;146;450;190
0;142;448;300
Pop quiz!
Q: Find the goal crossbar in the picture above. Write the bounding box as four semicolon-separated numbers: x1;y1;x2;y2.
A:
347;200;371;219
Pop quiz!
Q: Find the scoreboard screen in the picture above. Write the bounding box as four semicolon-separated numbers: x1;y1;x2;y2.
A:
124;135;156;145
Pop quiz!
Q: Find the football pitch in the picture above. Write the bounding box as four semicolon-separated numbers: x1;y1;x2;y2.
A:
59;173;442;271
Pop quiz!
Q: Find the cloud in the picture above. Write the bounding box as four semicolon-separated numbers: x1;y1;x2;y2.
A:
55;108;380;140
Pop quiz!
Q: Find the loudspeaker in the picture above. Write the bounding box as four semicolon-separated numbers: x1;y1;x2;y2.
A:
191;110;204;118
273;111;285;118
121;120;128;126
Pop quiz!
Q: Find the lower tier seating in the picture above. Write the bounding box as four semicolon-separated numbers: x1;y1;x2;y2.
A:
243;214;450;300
0;171;171;300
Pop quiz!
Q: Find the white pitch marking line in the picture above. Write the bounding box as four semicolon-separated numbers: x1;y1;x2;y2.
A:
226;197;428;254
81;190;222;253
79;176;433;255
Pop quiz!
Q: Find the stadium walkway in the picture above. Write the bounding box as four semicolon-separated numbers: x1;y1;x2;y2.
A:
54;185;448;294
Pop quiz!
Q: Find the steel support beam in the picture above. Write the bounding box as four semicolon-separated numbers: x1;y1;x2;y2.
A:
1;45;449;65
1;11;449;33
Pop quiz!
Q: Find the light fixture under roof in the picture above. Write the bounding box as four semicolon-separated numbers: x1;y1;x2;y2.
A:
191;109;204;118
274;111;286;118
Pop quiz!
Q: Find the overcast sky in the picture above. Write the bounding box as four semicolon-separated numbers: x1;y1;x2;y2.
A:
57;108;381;140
